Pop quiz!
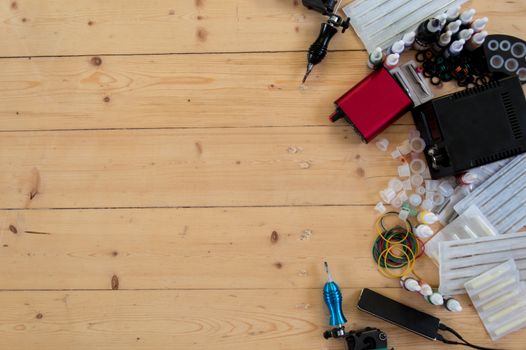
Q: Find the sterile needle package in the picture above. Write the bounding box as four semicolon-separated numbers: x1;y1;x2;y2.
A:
439;232;526;296
465;260;526;341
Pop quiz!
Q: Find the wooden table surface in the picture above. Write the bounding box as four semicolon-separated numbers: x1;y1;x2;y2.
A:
0;1;525;349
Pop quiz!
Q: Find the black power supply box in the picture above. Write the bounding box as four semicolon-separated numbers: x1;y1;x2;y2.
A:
412;76;526;178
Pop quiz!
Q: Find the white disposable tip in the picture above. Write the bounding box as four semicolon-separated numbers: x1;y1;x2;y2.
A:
380;188;396;204
375;138;389;152
391;40;405;54
402;32;416;47
385;53;400;68
388;178;404;192
428;293;444;306
409;193;422;207
420;283;433;296
397;163;410;177
446;299;463;312
404;279;421;292
471;31;488;45
459;29;474;41
421;199;433;211
409;137;426;153
460;8;476;24
374;202;386;214
446;6;460;21
472;17;488;32
447;20;461;33
409;159;426;174
410;174;424;188
449;39;465;54
439;31;452;46
438;181;454;197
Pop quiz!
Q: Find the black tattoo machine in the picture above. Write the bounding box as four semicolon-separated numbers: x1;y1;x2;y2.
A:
301;0;350;83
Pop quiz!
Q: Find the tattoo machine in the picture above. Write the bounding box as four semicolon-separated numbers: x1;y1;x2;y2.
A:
322;262;391;350
301;0;350;83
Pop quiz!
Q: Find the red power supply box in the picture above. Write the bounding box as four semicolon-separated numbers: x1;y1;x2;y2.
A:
329;68;413;143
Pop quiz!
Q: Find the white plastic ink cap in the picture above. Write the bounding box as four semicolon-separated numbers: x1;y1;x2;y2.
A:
409;193;422;207
511;42;526;59
411;174;424;187
471;17;488;32
416;186;426;196
397;141;412;155
409;137;426;153
460;8;476;25
391;40;405;55
380;188;396;203
421;199;433;211
425;191;434;201
402;32;415;47
391;149;402;159
399;208;410;221
458;28;474;41
460;172;477;184
408;128;420;139
397;190;408;202
410;159;426;174
391;197;403;208
446;5;460;21
432;192;445;206
517;68;526;82
424;179;439;192
446;20;461;34
388;178;404;192
398;164;411;177
375;202;386;214
385;53;400;69
446;298;463;312
438;181;455;197
375;138;389;152
415;224;433;239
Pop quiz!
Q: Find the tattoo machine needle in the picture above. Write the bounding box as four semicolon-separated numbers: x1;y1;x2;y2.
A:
301;0;350;83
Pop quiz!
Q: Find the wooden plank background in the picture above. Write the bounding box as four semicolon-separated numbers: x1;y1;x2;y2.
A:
0;0;525;349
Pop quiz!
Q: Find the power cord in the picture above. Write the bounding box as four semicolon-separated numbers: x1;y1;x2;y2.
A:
437;323;504;350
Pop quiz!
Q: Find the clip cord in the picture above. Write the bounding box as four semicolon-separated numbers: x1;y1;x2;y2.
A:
437;323;503;350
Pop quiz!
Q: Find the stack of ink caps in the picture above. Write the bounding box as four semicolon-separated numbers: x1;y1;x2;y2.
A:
375;129;460;239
